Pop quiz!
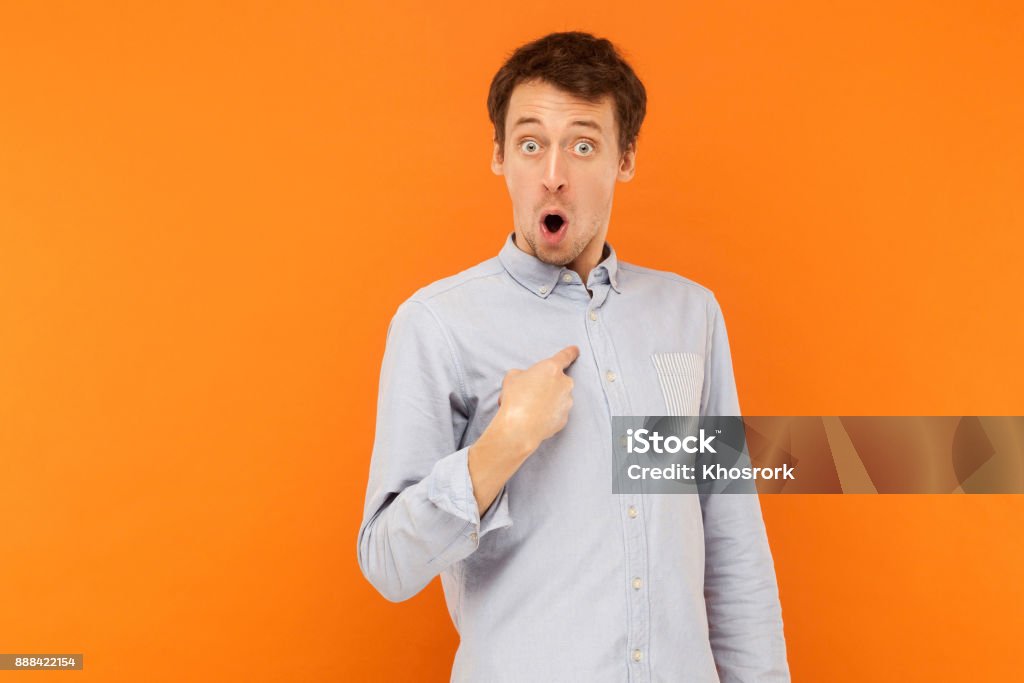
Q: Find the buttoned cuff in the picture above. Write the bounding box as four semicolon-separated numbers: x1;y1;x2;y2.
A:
426;446;514;543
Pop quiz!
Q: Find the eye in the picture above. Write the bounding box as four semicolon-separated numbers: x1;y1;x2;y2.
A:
520;140;540;154
574;140;595;156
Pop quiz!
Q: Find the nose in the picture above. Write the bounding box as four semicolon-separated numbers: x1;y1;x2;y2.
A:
542;147;568;193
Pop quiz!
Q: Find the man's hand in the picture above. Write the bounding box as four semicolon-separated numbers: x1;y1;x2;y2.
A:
496;345;579;451
468;345;580;516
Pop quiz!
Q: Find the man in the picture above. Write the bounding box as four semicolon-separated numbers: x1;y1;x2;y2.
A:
357;31;790;682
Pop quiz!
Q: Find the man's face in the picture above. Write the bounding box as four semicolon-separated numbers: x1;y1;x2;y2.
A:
491;79;636;270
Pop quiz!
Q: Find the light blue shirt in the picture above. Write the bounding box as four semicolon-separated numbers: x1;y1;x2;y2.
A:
358;233;790;682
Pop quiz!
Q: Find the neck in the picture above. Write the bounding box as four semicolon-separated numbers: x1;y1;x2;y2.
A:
565;236;607;284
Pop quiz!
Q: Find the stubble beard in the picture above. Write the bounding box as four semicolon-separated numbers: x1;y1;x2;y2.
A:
522;221;595;268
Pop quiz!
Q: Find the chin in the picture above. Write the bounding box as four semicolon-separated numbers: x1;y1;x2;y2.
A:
536;242;579;266
537;252;574;267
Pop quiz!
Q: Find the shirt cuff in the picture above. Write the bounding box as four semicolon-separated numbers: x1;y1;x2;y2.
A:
478;482;512;538
426;446;514;542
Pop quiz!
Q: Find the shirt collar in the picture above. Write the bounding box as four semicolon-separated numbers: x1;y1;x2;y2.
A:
498;232;621;298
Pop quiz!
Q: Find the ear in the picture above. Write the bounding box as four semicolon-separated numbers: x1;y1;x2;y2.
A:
617;142;637;182
491;140;504;175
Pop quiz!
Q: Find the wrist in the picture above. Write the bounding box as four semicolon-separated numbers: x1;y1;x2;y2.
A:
483;410;537;463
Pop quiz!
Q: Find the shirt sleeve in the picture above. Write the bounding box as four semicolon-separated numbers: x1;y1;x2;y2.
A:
699;295;791;681
357;299;513;603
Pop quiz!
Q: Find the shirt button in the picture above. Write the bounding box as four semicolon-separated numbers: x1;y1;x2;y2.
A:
605;370;616;382
469;531;478;542
627;505;638;518
539;285;548;294
632;649;643;662
632;577;642;590
589;310;598;321
562;273;573;283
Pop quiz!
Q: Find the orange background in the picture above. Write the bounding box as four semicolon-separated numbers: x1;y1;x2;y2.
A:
1;1;1022;681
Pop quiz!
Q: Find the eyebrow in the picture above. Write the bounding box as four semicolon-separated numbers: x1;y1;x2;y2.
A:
511;116;604;133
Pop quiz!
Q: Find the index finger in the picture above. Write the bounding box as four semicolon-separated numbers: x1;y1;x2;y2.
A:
549;345;580;370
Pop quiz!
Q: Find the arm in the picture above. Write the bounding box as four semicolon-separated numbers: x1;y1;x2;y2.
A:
356;299;578;603
356;300;515;602
699;295;791;681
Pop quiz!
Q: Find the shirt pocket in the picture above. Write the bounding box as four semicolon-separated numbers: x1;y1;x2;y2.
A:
651;352;705;416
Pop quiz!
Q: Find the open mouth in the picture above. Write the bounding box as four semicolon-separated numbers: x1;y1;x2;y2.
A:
539;210;569;245
543;213;565;232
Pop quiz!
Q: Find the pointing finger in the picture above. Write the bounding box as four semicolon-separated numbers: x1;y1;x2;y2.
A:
550;345;580;370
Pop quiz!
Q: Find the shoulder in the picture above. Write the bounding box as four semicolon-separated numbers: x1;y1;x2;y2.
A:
406;256;505;304
388;255;505;328
618;260;721;312
618;260;714;297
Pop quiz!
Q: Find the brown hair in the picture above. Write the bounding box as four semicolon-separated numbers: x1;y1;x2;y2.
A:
487;31;647;159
